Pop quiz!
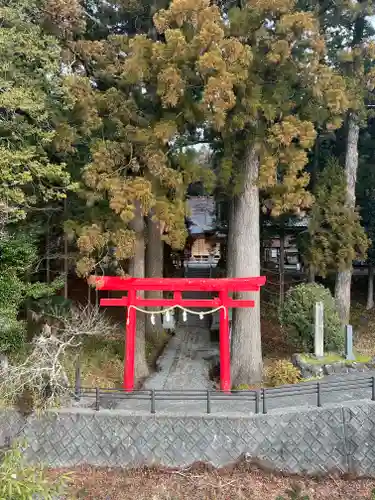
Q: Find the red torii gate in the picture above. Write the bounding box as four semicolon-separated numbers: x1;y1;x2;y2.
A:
95;276;266;392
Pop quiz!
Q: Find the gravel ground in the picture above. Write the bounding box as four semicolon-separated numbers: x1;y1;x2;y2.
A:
48;463;375;499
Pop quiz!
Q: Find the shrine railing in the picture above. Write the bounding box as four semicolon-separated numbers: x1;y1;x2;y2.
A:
73;373;375;414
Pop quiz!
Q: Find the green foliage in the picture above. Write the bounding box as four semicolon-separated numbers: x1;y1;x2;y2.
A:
26;276;65;301
29;295;72;319
0;233;65;353
0;236;37;274
54;0;352;277
280;283;344;352
267;360;301;387
0;0;72;220
0;313;25;354
304;158;368;276
0;1;73;354
357;145;375;265
0;440;69;499
0;268;28;353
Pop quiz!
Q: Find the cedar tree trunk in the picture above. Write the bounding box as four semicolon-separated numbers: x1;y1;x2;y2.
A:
367;264;374;310
230;144;263;385
308;267;315;283
335;114;359;325
279;228;285;308
145;213;164;338
227;199;236;279
130;202;149;381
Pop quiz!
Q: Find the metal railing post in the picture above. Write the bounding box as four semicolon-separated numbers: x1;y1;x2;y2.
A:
207;390;211;414
317;382;322;407
74;362;81;401
151;390;156;414
95;387;100;411
372;377;375;401
262;388;267;414
255;391;260;414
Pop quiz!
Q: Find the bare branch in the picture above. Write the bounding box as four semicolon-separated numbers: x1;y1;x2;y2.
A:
0;305;119;409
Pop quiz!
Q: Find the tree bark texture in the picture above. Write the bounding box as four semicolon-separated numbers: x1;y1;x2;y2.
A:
129;203;149;381
63;198;68;300
227;199;236;279
46;216;51;284
279;231;285;309
335;114;359;325
367;264;374;310
308;266;316;283
145;213;164;338
230;144;263;386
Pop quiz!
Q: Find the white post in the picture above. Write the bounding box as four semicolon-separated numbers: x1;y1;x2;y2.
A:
345;324;355;360
314;301;324;357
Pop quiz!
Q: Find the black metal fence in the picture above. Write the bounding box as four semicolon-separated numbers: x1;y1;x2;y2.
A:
73;366;375;415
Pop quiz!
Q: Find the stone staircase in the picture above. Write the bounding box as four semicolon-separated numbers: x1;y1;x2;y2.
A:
182;264;213;328
184;264;212;279
184;263;232;333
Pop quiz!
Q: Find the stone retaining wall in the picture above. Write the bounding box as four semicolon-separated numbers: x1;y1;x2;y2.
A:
1;402;375;475
292;353;375;378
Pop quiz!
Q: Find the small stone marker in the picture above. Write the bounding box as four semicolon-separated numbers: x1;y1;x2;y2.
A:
345;324;355;361
314;301;324;358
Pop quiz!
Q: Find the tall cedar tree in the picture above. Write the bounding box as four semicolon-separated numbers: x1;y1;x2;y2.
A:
301;0;375;323
45;0;215;379
0;0;74;352
357;121;375;309
333;3;374;325
305;157;368;278
122;0;349;384
0;0;72;221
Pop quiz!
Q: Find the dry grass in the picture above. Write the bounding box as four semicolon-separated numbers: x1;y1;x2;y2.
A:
64;336;124;389
261;301;292;359
63;328;172;389
48;464;375;499
352;303;375;358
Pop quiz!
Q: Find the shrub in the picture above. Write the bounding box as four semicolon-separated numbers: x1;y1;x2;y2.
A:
0;440;69;499
279;283;344;352
0;312;25;354
0;232;65;354
267;360;301;386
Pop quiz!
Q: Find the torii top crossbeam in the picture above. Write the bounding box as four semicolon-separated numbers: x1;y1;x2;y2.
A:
96;276;265;291
95;275;266;392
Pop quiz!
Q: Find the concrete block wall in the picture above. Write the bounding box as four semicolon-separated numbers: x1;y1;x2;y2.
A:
0;402;375;476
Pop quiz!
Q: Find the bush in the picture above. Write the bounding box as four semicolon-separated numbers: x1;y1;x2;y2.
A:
267;360;301;386
0;232;66;354
0;440;69;499
0;311;25;354
279;283;344;352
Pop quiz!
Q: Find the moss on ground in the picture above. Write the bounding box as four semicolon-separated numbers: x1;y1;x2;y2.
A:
300;351;372;365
